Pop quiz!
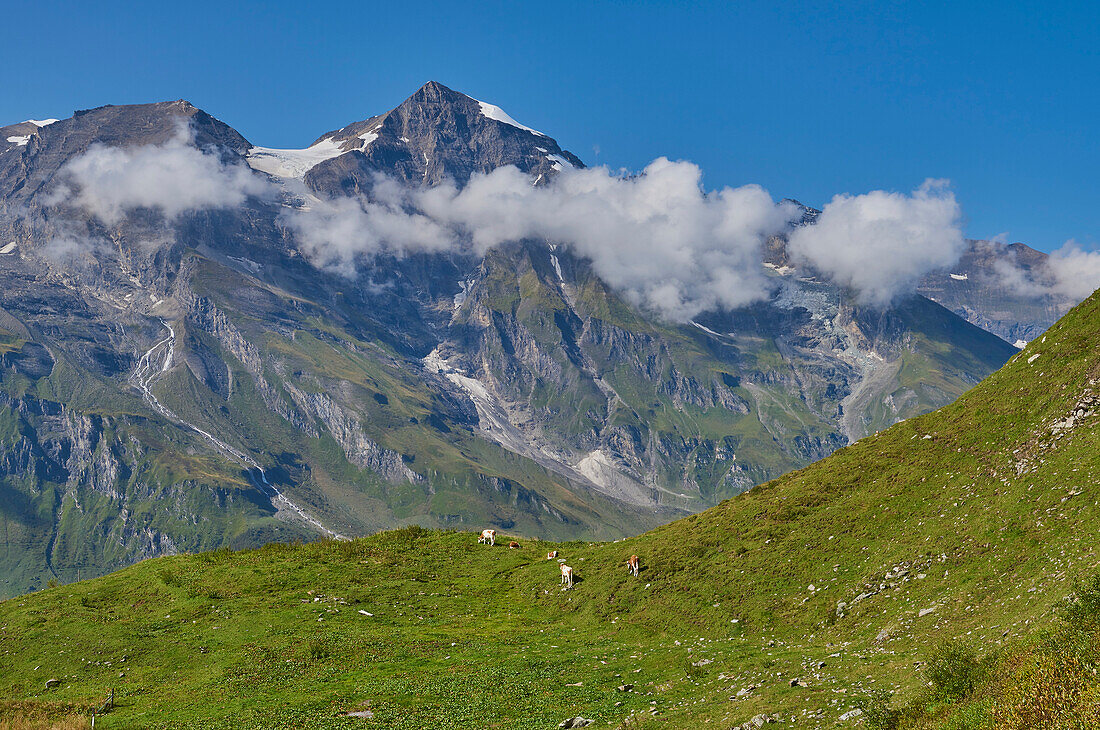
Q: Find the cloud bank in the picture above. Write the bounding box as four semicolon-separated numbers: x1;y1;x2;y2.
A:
285;183;453;276
427;160;800;320
290;159;799;321
55;132;1071;318
50;130;269;225
787;179;966;306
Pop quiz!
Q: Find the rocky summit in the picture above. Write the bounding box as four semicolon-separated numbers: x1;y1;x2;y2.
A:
0;82;1067;598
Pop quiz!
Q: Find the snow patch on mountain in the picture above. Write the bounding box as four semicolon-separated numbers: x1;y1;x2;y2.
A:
549;252;564;283
358;129;380;148
690;321;724;337
452;280;472;311
228;256;262;274
6;136;29;147
950;273;969;281
247;138;347;178
546;153;572;170
474;98;546;137
764;262;795;276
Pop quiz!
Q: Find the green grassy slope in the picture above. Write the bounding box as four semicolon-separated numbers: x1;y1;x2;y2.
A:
842;295;1020;440
864;572;1100;728
1;291;1096;728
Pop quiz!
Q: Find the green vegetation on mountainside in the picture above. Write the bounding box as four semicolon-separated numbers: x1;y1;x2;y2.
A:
842;296;1019;441
176;254;667;541
0;331;301;599
1;290;1097;728
858;573;1100;728
465;247;849;503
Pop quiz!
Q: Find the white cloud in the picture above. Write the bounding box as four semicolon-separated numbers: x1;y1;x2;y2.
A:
995;240;1100;301
787;179;966;306
49;127;270;225
282;187;452;276
39;229;112;270
41;234;93;264
1044;242;1100;300
434;159;799;320
990;254;1048;298
289;158;798;321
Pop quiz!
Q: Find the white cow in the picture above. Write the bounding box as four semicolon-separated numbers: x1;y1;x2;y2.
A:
478;529;496;546
560;564;575;589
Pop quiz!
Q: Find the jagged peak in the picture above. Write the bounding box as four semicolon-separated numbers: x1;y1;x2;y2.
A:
290;82;583;189
402;81;547;137
409;80;466;100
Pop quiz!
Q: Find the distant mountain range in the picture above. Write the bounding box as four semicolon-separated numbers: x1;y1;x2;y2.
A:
917;239;1074;346
0;82;1077;596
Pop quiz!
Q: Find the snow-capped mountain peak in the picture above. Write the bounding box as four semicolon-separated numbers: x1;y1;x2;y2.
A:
473;98;547;137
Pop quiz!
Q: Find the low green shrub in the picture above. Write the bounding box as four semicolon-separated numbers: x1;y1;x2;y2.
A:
856;688;900;730
925;640;984;701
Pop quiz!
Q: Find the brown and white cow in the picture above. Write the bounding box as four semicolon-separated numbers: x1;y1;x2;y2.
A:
627;555;640;577
546;550;559;560
508;541;520;549
560;564;575;589
478;529;496;546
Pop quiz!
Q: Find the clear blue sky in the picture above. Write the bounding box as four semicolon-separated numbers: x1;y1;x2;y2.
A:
3;0;1097;251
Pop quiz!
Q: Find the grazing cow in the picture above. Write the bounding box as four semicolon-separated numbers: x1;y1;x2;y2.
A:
627;555;640;577
508;541;520;549
478;529;496;546
560;564;575;589
547;550;559;559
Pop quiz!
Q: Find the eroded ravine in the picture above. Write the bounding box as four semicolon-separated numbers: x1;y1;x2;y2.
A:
130;320;343;539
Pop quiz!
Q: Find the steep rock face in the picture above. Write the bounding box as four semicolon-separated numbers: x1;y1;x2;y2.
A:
434;241;1015;505
443;246;799;505
280;380;421;484
177;273;317;437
